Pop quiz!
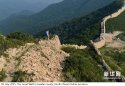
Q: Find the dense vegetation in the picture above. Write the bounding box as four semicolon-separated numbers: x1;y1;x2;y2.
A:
7;32;35;43
0;32;35;56
100;47;125;76
106;8;125;33
36;0;124;45
62;47;105;82
0;0;115;34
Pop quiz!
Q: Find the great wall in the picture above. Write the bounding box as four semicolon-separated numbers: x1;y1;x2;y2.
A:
0;0;125;82
93;0;125;48
63;0;125;49
91;0;125;81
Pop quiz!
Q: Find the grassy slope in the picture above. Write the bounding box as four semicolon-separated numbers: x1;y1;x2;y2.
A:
62;47;105;82
100;47;125;76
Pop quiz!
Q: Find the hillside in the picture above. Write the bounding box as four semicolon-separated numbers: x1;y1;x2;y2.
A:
0;0;115;34
0;33;125;82
0;34;106;82
35;0;124;45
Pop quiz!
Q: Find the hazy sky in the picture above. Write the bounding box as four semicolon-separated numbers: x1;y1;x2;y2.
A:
0;0;63;20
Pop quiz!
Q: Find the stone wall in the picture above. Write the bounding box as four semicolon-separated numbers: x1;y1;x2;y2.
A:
93;0;125;48
62;44;87;49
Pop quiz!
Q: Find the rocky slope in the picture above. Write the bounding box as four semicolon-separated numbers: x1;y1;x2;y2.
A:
0;35;69;82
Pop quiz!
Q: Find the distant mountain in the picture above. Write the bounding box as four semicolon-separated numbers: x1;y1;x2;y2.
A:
0;0;62;21
16;10;35;16
0;0;115;34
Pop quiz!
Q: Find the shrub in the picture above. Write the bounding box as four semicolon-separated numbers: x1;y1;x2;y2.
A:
12;70;34;82
0;69;7;81
7;32;34;42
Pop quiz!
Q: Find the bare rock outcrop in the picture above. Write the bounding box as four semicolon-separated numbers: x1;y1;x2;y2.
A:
0;35;69;82
0;43;34;82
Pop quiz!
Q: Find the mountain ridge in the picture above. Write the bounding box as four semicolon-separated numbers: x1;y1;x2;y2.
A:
0;0;62;21
0;0;115;34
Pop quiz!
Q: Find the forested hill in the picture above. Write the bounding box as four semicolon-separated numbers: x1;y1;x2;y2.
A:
35;0;124;45
0;0;115;34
